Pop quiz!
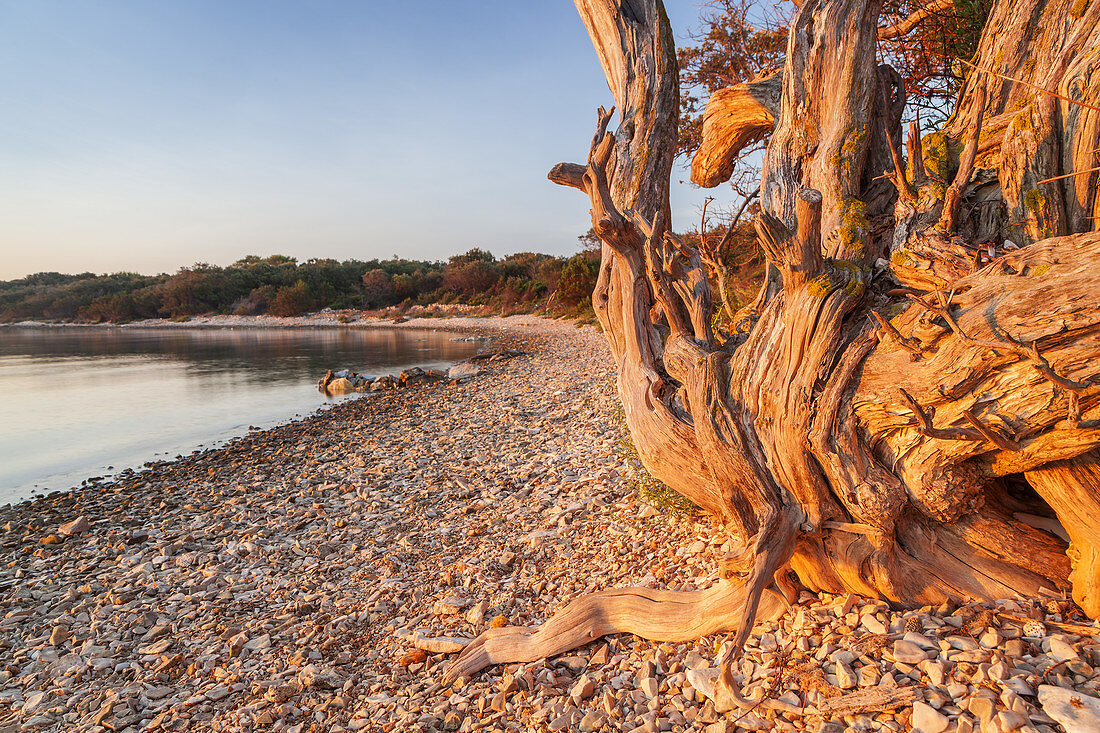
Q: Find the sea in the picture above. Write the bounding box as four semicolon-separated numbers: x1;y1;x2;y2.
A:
0;325;481;505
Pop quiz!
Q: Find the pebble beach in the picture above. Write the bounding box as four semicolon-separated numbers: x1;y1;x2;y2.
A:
3;316;1100;733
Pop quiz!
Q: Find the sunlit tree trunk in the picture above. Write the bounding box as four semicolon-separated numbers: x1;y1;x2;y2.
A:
446;0;1100;694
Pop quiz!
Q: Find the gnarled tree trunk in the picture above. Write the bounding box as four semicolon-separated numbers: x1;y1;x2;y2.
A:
446;0;1100;688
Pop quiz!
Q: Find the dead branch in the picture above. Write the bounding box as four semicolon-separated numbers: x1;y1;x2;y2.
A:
877;0;954;40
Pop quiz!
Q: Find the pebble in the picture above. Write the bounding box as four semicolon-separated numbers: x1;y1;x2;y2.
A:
893;639;931;664
1038;685;1100;732
58;516;90;536
1050;636;1080;661
913;700;951;733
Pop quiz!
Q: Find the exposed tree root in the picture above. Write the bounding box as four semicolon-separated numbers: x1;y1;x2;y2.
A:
440;580;787;685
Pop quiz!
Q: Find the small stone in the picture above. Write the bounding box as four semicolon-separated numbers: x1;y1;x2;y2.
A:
920;659;945;687
442;711;463;731
979;628;1001;648
465;600;487;626
858;664;880;687
447;363;480;381
912;700;950;733
1067;658;1093;676
243;634;271;651
48;627;69;646
892;639;930;664
1039;685;1100;733
432;594;469;615
401;649;429;670
206;685;230;701
39;534;62;545
836;662;857;689
967;695;997;722
138;638;172;655
59;516;91;536
1023;619;1045;638
570;674;595;701
862;615;887;635
411;635;471;654
579;711;605;732
20;716;54;729
996;709;1027;731
264;683;297;704
22;692;48;715
298;664;343;690
1049;637;1079;662
640;677;659;698
227;632;248;657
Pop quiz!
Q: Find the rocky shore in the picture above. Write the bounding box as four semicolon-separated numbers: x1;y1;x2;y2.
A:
3;317;1100;733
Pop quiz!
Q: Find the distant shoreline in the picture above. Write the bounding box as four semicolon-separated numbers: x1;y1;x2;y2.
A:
0;310;546;334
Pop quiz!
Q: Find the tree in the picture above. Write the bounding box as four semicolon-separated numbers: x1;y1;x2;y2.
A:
360;269;395;308
557;254;600;306
448;0;1100;703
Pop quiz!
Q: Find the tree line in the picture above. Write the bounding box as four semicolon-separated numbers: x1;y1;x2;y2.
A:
0;246;604;323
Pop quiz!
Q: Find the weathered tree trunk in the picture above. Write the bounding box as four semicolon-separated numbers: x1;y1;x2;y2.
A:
446;0;1100;688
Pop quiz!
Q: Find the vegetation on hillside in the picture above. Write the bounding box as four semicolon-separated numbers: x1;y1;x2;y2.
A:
0;245;604;323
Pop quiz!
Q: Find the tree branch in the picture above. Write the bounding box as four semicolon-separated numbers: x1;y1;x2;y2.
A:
547;162;586;190
937;78;988;234
877;0;954;40
691;74;782;188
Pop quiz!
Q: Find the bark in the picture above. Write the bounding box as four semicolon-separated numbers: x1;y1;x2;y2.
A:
446;0;1100;685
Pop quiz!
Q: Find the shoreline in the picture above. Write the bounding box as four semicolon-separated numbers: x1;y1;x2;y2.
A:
0;315;544;509
3;318;1099;732
0;311;551;334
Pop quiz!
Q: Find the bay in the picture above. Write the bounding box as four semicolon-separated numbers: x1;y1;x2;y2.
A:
0;325;481;505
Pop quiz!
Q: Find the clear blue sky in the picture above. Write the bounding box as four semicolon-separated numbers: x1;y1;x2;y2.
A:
0;1;736;279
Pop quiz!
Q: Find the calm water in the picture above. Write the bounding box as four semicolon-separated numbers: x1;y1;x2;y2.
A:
0;326;482;505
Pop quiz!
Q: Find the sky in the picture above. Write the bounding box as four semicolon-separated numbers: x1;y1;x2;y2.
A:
0;1;740;279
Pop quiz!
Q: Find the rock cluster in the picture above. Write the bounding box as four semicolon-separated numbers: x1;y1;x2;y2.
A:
317;367;449;396
1;316;1099;732
318;348;524;395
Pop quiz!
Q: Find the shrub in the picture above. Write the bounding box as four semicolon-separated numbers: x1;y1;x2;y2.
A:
557;255;600;306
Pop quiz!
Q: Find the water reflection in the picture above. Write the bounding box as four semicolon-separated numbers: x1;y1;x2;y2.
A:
0;326;481;504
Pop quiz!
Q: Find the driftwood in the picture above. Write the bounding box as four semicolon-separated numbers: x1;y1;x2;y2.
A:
445;0;1100;688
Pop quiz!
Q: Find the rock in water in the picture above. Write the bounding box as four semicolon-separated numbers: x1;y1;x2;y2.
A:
326;377;355;394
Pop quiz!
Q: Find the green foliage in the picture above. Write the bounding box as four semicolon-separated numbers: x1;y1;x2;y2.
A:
269;280;317;316
614;408;703;517
0;245;613;323
557;255;600;307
